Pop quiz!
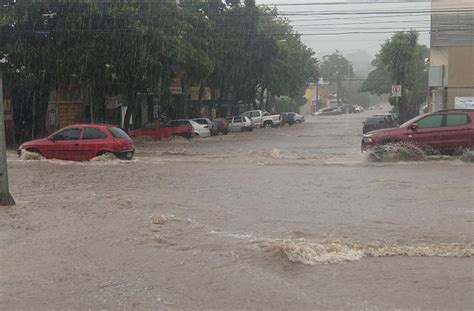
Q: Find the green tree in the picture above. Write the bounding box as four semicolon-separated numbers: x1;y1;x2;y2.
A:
368;31;428;122
320;52;354;106
360;54;392;96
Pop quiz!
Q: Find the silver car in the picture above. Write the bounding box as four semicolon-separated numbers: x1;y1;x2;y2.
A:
226;116;255;132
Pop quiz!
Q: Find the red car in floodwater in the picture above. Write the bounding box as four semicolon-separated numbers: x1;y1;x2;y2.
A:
19;124;135;161
361;109;474;152
128;120;193;140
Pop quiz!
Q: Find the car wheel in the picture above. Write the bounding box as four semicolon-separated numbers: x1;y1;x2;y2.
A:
26;148;41;155
380;138;400;145
97;151;117;160
263;121;273;128
295;120;301;124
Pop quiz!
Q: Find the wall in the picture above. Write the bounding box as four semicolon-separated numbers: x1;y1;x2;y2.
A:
447;45;474;108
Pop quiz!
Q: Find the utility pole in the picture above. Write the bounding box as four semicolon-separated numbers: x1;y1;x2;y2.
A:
0;71;15;206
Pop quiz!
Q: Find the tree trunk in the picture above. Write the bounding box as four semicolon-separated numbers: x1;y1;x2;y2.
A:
259;86;265;110
123;91;136;131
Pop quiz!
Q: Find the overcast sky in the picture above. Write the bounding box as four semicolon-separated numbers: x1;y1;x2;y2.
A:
257;0;431;58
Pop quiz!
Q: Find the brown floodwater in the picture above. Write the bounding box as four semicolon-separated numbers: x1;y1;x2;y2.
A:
1;109;473;310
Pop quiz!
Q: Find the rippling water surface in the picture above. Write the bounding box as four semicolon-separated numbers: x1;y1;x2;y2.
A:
2;110;473;310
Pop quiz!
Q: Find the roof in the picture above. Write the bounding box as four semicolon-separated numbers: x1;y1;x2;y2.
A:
65;123;116;128
435;109;474;113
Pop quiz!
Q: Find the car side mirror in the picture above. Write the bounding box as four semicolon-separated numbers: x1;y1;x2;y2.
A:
410;123;418;131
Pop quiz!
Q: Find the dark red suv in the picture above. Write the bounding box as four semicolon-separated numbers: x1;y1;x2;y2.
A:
361;109;474;152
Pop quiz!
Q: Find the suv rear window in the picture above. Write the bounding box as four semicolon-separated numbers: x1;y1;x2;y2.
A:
446;114;469;127
108;127;130;139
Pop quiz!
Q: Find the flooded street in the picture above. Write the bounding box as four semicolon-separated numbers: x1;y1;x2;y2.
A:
1;110;473;310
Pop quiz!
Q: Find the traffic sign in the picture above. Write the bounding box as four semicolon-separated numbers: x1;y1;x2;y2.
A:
392;85;402;97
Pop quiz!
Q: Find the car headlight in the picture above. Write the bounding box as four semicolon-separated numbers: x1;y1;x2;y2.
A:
362;136;374;143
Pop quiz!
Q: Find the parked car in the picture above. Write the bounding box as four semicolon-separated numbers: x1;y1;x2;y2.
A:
129;120;193;140
361;109;474;152
313;107;342;116
373;113;399;127
226;116;255;132
214;118;229;135
340;105;356;114
362;116;391;134
241;110;281;128
354;105;365;113
18;124;135;161
281;112;305;125
192;118;219;136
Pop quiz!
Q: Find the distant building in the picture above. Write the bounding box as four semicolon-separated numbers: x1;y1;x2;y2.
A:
429;0;474;111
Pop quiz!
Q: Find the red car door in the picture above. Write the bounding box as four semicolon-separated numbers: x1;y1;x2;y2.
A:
81;127;110;160
50;127;83;160
407;114;444;149
438;113;473;150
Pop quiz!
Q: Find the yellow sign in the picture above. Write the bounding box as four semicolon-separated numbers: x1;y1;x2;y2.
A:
190;87;211;101
4;98;11;112
304;88;313;101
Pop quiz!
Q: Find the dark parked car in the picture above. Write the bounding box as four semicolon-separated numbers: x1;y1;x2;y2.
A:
361;109;474;152
281;112;304;125
362;115;397;134
214;118;229;135
363;116;387;134
340;105;356;114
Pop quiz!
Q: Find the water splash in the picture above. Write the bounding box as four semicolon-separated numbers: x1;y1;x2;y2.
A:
265;239;473;265
19;150;44;161
91;153;118;162
368;143;425;162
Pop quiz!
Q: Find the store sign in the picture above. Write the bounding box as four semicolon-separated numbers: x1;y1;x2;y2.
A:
170;70;183;95
455;97;474;109
105;96;123;109
190;87;211;101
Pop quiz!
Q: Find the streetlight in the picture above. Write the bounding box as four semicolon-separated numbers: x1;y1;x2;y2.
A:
0;56;15;205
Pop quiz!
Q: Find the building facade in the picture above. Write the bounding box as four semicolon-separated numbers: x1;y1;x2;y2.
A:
429;0;474;111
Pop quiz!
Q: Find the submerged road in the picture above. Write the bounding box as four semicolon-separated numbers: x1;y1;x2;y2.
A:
1;109;473;310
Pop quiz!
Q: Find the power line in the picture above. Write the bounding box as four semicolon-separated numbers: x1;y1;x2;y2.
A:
277;8;474;16
264;1;431;6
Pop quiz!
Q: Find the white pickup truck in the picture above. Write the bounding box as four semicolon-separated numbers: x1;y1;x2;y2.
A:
241;110;281;128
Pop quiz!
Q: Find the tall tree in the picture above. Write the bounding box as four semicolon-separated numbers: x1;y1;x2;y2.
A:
364;31;428;122
320;52;354;106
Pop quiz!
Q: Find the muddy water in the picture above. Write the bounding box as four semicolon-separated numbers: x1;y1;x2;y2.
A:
1;110;473;310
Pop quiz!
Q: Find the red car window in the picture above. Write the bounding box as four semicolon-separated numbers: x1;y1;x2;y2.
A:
83;127;107;140
53;128;81;141
416;115;443;129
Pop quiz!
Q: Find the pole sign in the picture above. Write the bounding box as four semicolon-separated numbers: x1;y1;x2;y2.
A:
392;85;402;97
0;72;15;205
